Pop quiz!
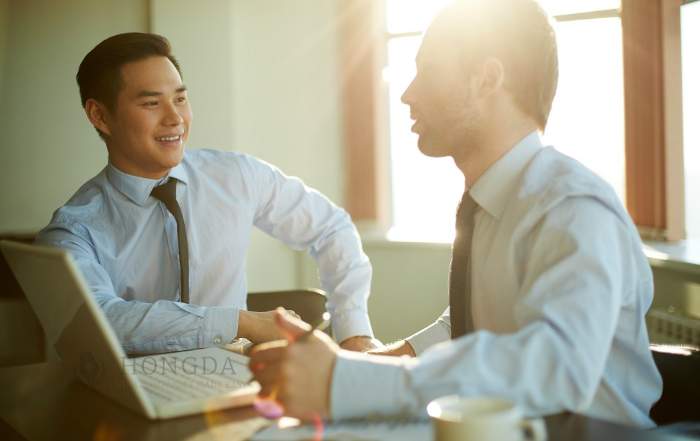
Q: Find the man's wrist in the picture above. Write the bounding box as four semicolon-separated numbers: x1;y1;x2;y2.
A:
398;340;416;357
368;339;416;357
237;309;251;340
339;335;382;352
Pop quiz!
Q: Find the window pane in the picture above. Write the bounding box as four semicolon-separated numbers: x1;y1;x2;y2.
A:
538;0;619;16
385;36;463;242
682;1;700;239
543;17;626;202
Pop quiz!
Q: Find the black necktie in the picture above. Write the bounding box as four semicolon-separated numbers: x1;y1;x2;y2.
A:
449;192;477;339
151;178;190;303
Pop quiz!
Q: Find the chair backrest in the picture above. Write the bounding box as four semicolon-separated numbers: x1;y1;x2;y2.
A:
650;344;700;425
247;289;328;329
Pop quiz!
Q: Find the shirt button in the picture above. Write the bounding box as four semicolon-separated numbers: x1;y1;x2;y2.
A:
213;336;222;344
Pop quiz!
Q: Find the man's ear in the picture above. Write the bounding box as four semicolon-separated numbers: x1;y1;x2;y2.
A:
84;98;112;137
476;58;505;99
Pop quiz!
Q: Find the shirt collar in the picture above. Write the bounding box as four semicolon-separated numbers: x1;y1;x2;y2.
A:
469;131;543;220
106;161;189;206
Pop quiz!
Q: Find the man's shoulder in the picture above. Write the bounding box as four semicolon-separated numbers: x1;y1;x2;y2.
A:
512;147;631;230
38;170;111;241
56;170;110;218
518;147;625;217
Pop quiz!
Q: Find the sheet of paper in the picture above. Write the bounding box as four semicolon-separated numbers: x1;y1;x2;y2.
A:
251;417;432;441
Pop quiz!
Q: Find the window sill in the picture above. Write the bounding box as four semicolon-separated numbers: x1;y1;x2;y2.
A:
360;227;700;275
643;239;700;277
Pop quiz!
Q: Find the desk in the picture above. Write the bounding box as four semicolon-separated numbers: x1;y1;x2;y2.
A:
0;363;690;441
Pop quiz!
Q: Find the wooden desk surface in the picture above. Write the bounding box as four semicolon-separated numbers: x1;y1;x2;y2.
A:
0;362;690;441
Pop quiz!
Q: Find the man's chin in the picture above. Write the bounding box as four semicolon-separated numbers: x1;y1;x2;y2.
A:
417;138;450;158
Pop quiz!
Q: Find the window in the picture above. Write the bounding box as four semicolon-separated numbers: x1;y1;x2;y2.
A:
382;1;624;242
682;0;700;239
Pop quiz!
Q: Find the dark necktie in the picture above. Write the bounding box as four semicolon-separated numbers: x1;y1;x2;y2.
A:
449;192;477;339
151;178;190;303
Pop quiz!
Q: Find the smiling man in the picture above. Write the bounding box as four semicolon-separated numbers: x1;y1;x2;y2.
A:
250;0;662;428
36;33;379;354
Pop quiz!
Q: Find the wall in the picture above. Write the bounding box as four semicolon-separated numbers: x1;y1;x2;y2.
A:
299;240;452;341
0;0;148;232
0;0;8;103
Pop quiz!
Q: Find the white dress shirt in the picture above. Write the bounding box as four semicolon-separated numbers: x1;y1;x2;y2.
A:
331;132;661;428
37;149;373;353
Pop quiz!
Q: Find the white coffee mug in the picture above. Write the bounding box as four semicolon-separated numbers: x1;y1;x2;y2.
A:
427;395;547;441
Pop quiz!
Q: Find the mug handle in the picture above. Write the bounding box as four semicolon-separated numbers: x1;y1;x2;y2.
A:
521;417;547;441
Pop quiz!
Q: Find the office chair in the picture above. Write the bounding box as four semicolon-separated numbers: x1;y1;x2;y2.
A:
650;343;700;437
247;288;329;330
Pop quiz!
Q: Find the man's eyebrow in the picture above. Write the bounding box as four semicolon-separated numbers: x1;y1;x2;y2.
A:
135;90;162;98
135;85;187;98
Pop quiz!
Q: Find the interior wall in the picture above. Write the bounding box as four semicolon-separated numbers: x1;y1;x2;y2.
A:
300;241;452;342
230;0;346;292
0;0;148;232
0;0;8;103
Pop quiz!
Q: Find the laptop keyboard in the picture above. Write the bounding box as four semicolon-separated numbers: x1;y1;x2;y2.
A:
130;350;251;403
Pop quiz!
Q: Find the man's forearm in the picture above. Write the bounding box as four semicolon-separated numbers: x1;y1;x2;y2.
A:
100;297;237;354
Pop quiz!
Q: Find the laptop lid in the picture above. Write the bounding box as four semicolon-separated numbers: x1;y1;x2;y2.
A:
0;240;155;418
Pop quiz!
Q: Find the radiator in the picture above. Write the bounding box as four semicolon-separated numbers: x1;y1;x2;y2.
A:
646;308;700;346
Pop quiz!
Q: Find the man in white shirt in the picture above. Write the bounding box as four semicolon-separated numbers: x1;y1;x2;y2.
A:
249;0;662;427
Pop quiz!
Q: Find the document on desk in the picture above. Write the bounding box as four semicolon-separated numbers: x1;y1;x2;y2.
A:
251;417;431;441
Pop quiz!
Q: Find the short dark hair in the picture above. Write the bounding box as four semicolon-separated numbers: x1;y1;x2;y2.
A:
438;0;558;130
76;32;182;111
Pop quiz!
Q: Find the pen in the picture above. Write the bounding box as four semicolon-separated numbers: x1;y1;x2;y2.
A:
252;311;331;419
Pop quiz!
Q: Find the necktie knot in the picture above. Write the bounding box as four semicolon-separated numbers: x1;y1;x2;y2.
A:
456;192;477;229
151;178;178;208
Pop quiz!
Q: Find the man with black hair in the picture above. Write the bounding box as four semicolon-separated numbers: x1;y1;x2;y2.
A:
37;33;379;355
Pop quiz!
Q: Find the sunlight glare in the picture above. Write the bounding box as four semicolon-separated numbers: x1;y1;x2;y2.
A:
386;0;452;34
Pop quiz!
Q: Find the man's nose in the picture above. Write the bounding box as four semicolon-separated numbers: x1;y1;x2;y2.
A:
401;78;416;105
163;103;184;125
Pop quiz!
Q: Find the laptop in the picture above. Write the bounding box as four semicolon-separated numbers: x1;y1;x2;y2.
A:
0;240;260;419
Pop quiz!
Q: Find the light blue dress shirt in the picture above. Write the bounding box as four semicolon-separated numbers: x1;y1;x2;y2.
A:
331;132;662;428
37;149;373;354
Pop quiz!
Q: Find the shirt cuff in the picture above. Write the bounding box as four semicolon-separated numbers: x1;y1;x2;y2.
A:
330;350;414;420
405;319;451;355
331;308;374;343
201;306;238;347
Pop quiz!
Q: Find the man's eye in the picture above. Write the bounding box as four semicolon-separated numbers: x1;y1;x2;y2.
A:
143;101;158;107
176;96;187;103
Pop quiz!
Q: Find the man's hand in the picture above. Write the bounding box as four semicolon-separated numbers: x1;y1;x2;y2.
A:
249;309;339;420
238;309;300;344
339;335;383;352
366;339;416;357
